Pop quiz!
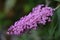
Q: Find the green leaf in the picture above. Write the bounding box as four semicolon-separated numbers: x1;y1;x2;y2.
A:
55;7;60;39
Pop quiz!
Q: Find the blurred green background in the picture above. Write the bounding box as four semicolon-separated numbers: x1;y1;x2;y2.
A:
0;0;60;40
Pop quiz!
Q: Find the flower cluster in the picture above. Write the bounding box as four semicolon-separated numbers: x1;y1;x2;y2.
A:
7;4;54;35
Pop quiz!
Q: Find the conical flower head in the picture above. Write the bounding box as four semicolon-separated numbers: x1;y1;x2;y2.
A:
7;4;54;35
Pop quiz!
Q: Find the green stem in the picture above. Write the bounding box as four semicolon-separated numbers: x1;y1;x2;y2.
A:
54;5;60;10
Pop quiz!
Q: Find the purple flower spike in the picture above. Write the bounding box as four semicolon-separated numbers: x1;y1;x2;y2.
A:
7;4;54;35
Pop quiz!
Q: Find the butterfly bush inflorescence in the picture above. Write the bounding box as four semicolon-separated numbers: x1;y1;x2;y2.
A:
7;4;54;35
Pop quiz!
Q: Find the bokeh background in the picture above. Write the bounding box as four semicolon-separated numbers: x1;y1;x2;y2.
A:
0;0;60;40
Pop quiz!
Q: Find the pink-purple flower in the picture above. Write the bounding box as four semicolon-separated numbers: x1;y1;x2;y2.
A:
7;4;54;35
